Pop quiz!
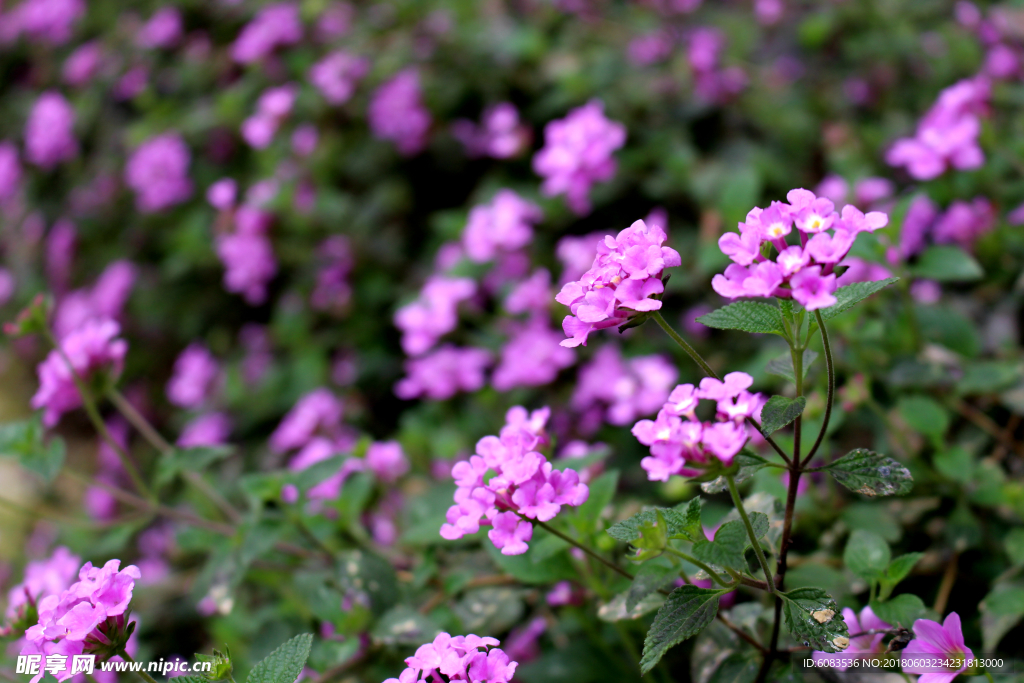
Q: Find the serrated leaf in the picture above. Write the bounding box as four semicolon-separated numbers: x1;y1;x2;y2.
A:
818;278;899;321
691;514;769;571
245;634;313;683
640;586;722;674
781;587;849;652
843;530;891;581
825;449;913;497
912;245;983;282
697;302;786;336
765;350;818;383
173;676;210;683
606;498;703;544
869;594;925;628
701;452;769;494
156;445;234;487
627;562;676;612
759;396;806;434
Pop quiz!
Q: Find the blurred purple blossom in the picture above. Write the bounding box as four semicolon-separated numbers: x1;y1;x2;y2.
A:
177;412;232;448
394;345;491;400
125;133;193;213
451;103;531;159
137;7;183;50
62;42;102;87
25;92;77;169
232;3;302;64
369;68;432;156
492;318;575;391
394;276;476;356
166;344;221;410
463;190;542;263
309;51;370;105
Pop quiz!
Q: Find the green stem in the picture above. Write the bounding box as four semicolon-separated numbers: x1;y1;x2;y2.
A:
724;474;776;593
533;518;634;580
118;650;160;683
984;670;995;683
42;329;153;501
791;343;803;467
664;547;733;588
652;311;792;466
803;310;834;466
108;387;241;523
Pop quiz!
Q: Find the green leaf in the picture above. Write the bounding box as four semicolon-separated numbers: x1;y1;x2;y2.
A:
879;553;924;600
245;634;313;683
759;396;806;434
371;606;441;645
869;594;925;627
485;541;576;585
697;302;786;336
156;446;234;487
781;587;849;652
606;498;703;544
0;417;64;482
692;514;769;571
174;676;211;683
980;583;1024;651
933;446;974;481
639;586;722;674
818;277;899;321
843;530;891;581
825;449;914;497
195;647;232;682
765;350;819;383
707;652;760;683
701;452;769;494
575;470;618;525
597;591;665;622
1006;529;1024;566
627;562;676;612
956;361;1022;395
897;395;949;438
336;551;398;615
20;436;65;482
912;245;983;282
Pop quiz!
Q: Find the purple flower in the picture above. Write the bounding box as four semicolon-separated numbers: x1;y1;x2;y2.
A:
556;219;680;347
166;344;221;409
463;190;543;263
124;133;193;213
394;345;491;401
451;102;531;159
311;235;353;312
754;0;783;25
812;607;890;671
628;31;673;66
932;198;995;252
137;7;183;49
31;319;128;427
365;441;409;483
836;257;893;287
383;633;517;683
114;66;148;101
571;345;677;430
533;100;626;215
790;266;837;310
232;3;302;64
62;42;102;87
309;51;370;105
899;195;939;259
270;388;344;453
505;269;553;315
315;2;353;41
854;177;894;206
177;412;232;448
242;85;298;149
216;207;278;305
901;613;974;683
492;318;576;391
21;559;140;683
886;77;989;180
207;179;237;211
394;276;476;356
368;68;432;156
5;0;84;45
439;408;587;555
288;437;363;501
6;547;81;621
53;260;136;339
25;92;77;169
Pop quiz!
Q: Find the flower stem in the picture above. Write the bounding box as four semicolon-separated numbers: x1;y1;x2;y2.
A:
803;310;834;466
652;310;792;466
41;328;153;501
533;518;634;581
663;547;732;588
117;650;160;683
724;474;776;594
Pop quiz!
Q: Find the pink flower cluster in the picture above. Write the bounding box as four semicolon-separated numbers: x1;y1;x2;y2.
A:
492;318;575;391
31;319;128;427
462;190;543;264
231;3;302;64
395;276;476;356
369;69;432;156
451;103;531;159
886;77;989;180
0;141;21;203
21;559;141;683
440;407;588;555
571;345;677;431
5;547;80;621
53;259;136;338
687;28;747;103
272;388;355;501
124;133;193;213
215;202;278;306
713;189;889;311
555;219;680;347
383;633;518;683
633;372;765;480
395;345;492;401
309;51;370;105
311;235;353;312
532;100;625;215
177;412;232;449
0;0;85;46
166;344;221;409
242;85;298;150
25;92;77;169
136;7;182;50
